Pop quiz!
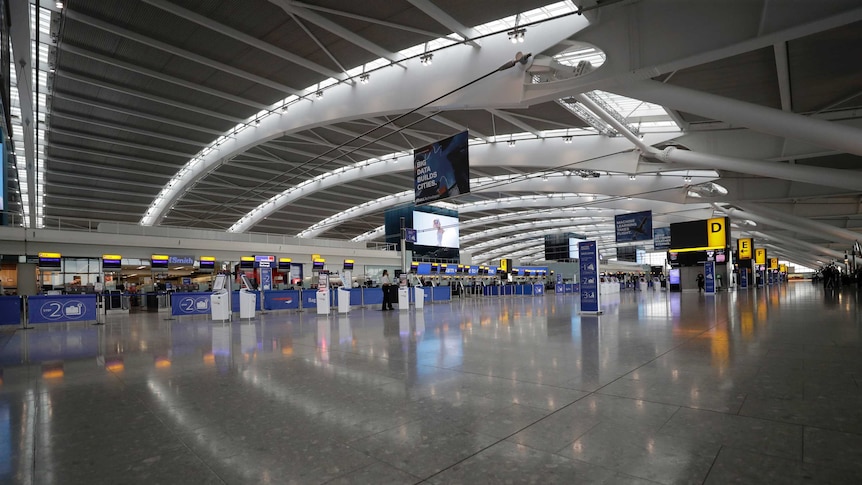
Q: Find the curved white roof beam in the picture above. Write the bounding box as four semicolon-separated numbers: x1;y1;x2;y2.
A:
141;12;591;226
302;170;718;238
351;193;588;241
228;132;681;232
470;229;615;261
465;219;615;249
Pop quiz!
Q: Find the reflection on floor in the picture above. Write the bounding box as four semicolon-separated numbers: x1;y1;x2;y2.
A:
1;283;861;484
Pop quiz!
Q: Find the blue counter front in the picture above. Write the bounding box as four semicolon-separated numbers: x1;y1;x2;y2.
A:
362;288;384;306
0;296;22;325
432;286;451;301
28;294;98;324
263;290;300;310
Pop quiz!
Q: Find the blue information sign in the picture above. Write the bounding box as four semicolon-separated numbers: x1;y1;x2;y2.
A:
260;267;272;291
533;284;544;296
740;268;748;289
29;295;98;324
170;293;212;316
615;210;653;243
578;241;600;313
704;261;716;294
405;228;417;243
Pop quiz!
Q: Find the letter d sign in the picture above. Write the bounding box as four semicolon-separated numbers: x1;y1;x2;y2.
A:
707;217;726;248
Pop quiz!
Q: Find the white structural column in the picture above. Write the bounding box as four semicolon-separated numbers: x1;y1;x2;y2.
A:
614;80;862;158
657;147;862;192
722;204;861;244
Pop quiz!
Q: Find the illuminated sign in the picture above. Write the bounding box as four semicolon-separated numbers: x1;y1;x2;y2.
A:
669;217;730;252
102;254;122;270
779;264;787;273
38;252;62;269
151;254;169;269
738;238;753;260
769;258;779;270
754;248;766;265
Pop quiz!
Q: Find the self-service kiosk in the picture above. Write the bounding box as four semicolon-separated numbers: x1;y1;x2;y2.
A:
211;274;230;321
239;274;257;319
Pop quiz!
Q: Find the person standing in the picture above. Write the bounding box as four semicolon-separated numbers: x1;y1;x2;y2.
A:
380;270;394;310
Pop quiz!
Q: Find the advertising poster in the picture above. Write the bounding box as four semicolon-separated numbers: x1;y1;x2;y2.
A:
704;261;715;294
28;295;98;324
414;131;470;204
653;227;671;250
578;241;600;313
413;211;459;248
615;210;653;243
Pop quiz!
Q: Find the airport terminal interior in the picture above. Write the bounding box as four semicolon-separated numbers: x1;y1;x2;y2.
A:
1;0;862;483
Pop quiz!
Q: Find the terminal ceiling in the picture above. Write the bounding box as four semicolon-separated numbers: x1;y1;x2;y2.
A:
9;0;862;267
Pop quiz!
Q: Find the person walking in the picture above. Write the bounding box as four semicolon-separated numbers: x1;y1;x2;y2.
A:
696;273;705;292
380;270;394;310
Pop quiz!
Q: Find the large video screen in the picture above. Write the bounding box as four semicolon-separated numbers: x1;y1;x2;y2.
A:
413;211;459;248
568;238;585;260
414;131;470;204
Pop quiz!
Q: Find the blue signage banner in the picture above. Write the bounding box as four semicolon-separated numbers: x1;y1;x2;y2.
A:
740;268;748;288
301;289;318;308
556;284;565;293
168;255;195;265
263;290;300;310
533;284;544;296
0;296;22;325
29;295;98;324
363;288;384;305
260;267;272;291
171;293;212;316
579;241;600;313
405;228;417;243
704;261;716;294
615;210;653;243
653;227;671;250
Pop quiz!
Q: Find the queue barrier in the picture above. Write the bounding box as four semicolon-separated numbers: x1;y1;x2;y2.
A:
28;294;98;324
0;296;22;325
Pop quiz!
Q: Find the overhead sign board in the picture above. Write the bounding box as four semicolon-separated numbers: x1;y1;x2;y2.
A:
755;248;766;265
738;238;753;260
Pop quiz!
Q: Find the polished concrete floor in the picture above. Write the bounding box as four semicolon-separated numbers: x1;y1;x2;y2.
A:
1;283;861;484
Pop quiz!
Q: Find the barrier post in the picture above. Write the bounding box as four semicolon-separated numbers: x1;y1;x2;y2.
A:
21;295;33;330
93;293;105;325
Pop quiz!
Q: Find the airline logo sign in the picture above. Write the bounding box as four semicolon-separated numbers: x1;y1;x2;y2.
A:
755;248;767;265
707;217;727;249
738;238;753;260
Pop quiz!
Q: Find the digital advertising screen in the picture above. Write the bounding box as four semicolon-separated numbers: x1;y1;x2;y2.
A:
614;210;653;243
413;211;459;248
568;238;585;259
414;131;470;205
